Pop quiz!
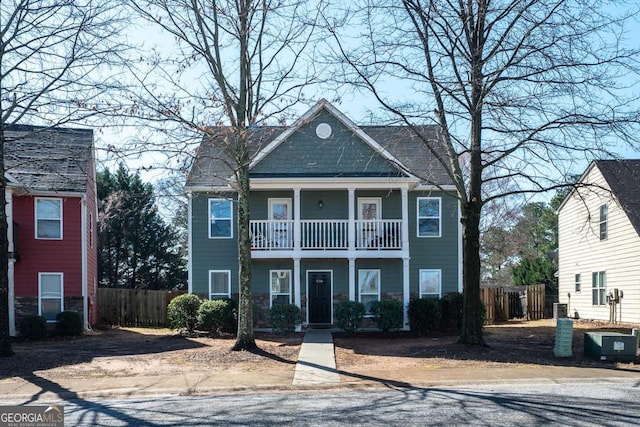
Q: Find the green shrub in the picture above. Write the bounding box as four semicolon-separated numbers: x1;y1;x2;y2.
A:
55;311;84;336
408;298;442;336
18;315;48;339
440;293;464;331
269;304;301;333
370;300;404;332
167;293;202;333
198;298;236;334
334;301;365;333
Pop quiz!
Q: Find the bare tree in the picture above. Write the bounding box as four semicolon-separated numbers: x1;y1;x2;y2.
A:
0;0;129;356
127;0;321;350
325;0;640;344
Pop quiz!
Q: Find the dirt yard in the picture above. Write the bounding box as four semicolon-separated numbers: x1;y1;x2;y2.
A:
1;319;638;381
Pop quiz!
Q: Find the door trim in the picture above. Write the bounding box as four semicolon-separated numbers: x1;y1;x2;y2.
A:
306;270;333;325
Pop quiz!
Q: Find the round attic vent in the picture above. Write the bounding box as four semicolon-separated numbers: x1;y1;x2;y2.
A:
315;123;332;139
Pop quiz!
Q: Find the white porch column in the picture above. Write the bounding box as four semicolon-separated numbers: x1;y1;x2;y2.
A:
348;258;356;301
294;258;302;331
348;187;355;251
294;188;301;251
401;187;409;252
6;190;15;336
403;257;410;330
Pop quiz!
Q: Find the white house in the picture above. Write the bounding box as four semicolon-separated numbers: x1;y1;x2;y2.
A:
558;159;640;323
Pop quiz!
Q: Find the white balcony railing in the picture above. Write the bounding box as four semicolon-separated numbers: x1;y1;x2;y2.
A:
355;219;402;249
250;219;403;250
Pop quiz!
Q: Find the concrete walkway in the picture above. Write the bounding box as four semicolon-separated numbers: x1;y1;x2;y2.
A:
292;329;340;385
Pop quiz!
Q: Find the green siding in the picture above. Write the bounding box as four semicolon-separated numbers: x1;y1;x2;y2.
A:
301;191;348;219
191;193;239;296
250;191;294;219
252;260;295;296
301;260;349;295
251;110;399;176
356;259;403;294
355;190;401;218
408;191;460;295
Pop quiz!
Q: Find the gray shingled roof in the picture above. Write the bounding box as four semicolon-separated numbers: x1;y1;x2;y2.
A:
4;124;94;193
596;159;640;236
186;121;452;188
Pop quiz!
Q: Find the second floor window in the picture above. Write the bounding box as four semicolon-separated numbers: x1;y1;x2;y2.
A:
599;204;607;240
417;197;441;237
209;198;232;238
36;198;62;239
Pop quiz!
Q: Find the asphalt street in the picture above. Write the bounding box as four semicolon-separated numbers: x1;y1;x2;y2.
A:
59;378;640;426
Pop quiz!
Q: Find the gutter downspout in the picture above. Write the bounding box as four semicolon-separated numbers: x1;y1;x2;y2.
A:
81;195;88;330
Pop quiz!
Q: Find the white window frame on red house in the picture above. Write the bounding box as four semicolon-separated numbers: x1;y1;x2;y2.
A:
35;197;63;240
38;272;64;322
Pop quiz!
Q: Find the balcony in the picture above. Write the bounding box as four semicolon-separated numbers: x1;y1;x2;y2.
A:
250;219;402;251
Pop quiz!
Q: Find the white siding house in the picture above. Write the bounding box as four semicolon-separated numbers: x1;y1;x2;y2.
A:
558;160;640;323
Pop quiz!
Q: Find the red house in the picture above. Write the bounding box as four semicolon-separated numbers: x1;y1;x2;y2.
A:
5;125;98;335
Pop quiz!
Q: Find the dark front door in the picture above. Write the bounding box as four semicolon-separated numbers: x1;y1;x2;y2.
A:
308;271;332;324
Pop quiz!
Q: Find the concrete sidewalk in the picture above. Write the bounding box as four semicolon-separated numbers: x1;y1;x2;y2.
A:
2;329;640;403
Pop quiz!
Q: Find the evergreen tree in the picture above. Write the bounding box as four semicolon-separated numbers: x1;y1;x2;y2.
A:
98;165;187;290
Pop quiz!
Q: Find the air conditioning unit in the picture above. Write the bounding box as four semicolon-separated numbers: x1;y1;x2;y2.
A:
584;332;638;361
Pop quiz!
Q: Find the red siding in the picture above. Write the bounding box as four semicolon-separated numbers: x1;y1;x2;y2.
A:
13;195;83;297
86;152;99;325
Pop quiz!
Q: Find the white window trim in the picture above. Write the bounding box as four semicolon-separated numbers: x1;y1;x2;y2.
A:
417;197;441;238
591;270;606;306
208;198;233;239
270;269;292;307
209;270;231;299
599;204;608;240
268;198;292;220
574;272;581;294
358;269;381;315
38;272;64;322
419;269;442;298
35;197;63;240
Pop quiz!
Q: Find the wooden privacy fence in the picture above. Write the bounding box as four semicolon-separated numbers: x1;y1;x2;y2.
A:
98;288;186;327
480;284;546;323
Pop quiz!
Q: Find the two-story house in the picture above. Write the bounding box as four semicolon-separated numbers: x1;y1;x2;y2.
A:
185;100;462;329
5;125;98;335
558;159;640;323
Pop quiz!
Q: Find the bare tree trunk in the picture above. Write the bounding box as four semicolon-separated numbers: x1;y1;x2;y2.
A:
0;133;13;356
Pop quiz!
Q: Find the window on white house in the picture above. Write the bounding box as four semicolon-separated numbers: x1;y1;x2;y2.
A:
209;270;231;299
270;270;292;306
599;204;607;240
39;273;63;322
592;271;606;306
36;198;62;239
575;273;581;293
420;269;442;298
417;197;441;237
358;269;380;314
209;199;232;238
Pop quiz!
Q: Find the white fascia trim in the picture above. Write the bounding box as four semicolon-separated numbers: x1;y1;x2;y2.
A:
25;190;84;198
4;172;21;186
185;185;235;194
414;184;458;192
556;160;597;214
250;177;420;190
248;99;420;180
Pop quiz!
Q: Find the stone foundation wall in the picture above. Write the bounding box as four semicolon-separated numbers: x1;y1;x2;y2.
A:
14;296;86;334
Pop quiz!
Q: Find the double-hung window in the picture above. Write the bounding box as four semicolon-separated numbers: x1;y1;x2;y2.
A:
420;269;442;298
39;273;63;322
358;269;380;314
209;270;231;299
209;198;232;238
36;198;62;239
599;204;608;240
574;273;581;293
270;270;291;306
592;271;606;306
417;197;441;237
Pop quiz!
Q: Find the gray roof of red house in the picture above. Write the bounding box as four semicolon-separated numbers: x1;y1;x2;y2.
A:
595;159;640;236
186;116;452;188
4;124;94;193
